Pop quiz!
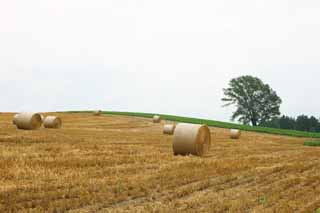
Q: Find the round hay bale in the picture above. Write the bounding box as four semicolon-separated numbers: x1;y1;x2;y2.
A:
163;124;176;135
172;123;211;156
153;115;161;123
14;113;43;130
93;110;102;116
230;129;241;139
43;116;62;129
12;114;19;125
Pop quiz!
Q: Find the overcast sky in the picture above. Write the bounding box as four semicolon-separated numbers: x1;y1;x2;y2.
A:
1;0;320;122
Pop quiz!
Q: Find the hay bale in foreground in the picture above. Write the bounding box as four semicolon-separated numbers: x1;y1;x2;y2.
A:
93;110;102;116
163;124;176;135
43;116;62;129
230;129;241;139
14;113;43;130
172;123;211;156
153;115;161;123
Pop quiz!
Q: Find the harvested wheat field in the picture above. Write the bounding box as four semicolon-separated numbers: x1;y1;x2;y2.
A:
1;113;320;212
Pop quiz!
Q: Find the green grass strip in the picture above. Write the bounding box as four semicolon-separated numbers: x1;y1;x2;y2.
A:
64;110;320;138
304;141;320;147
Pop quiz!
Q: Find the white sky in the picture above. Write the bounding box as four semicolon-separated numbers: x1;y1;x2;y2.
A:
1;0;320;121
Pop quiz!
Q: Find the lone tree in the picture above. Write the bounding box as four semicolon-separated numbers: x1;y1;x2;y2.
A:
222;75;282;126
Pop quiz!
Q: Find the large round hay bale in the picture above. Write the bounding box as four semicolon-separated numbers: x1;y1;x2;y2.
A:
153;115;161;123
230;129;241;139
163;124;176;135
172;123;211;156
14;113;43;130
93;110;102;116
43;116;62;129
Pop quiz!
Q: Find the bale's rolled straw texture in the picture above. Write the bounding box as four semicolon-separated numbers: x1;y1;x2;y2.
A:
12;114;19;125
230;129;241;139
14;113;43;130
163;124;176;135
93;110;102;116
43;116;62;129
153;115;161;123
172;123;211;156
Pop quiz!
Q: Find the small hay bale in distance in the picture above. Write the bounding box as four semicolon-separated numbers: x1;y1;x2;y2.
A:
153;115;161;123
163;124;176;135
172;123;211;156
93;110;102;116
12;114;19;125
43;116;62;129
230;129;241;139
14;113;43;130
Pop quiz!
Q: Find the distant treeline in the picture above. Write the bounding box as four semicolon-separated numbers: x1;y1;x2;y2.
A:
261;115;320;132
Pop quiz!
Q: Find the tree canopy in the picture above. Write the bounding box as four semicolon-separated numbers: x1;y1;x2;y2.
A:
222;75;282;126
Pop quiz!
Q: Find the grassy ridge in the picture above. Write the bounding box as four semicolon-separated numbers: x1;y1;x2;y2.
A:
65;111;320;138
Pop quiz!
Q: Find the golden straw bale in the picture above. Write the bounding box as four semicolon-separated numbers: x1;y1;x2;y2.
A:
172;123;211;156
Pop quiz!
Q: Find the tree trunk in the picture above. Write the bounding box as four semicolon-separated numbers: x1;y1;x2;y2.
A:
250;111;258;126
251;119;257;126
